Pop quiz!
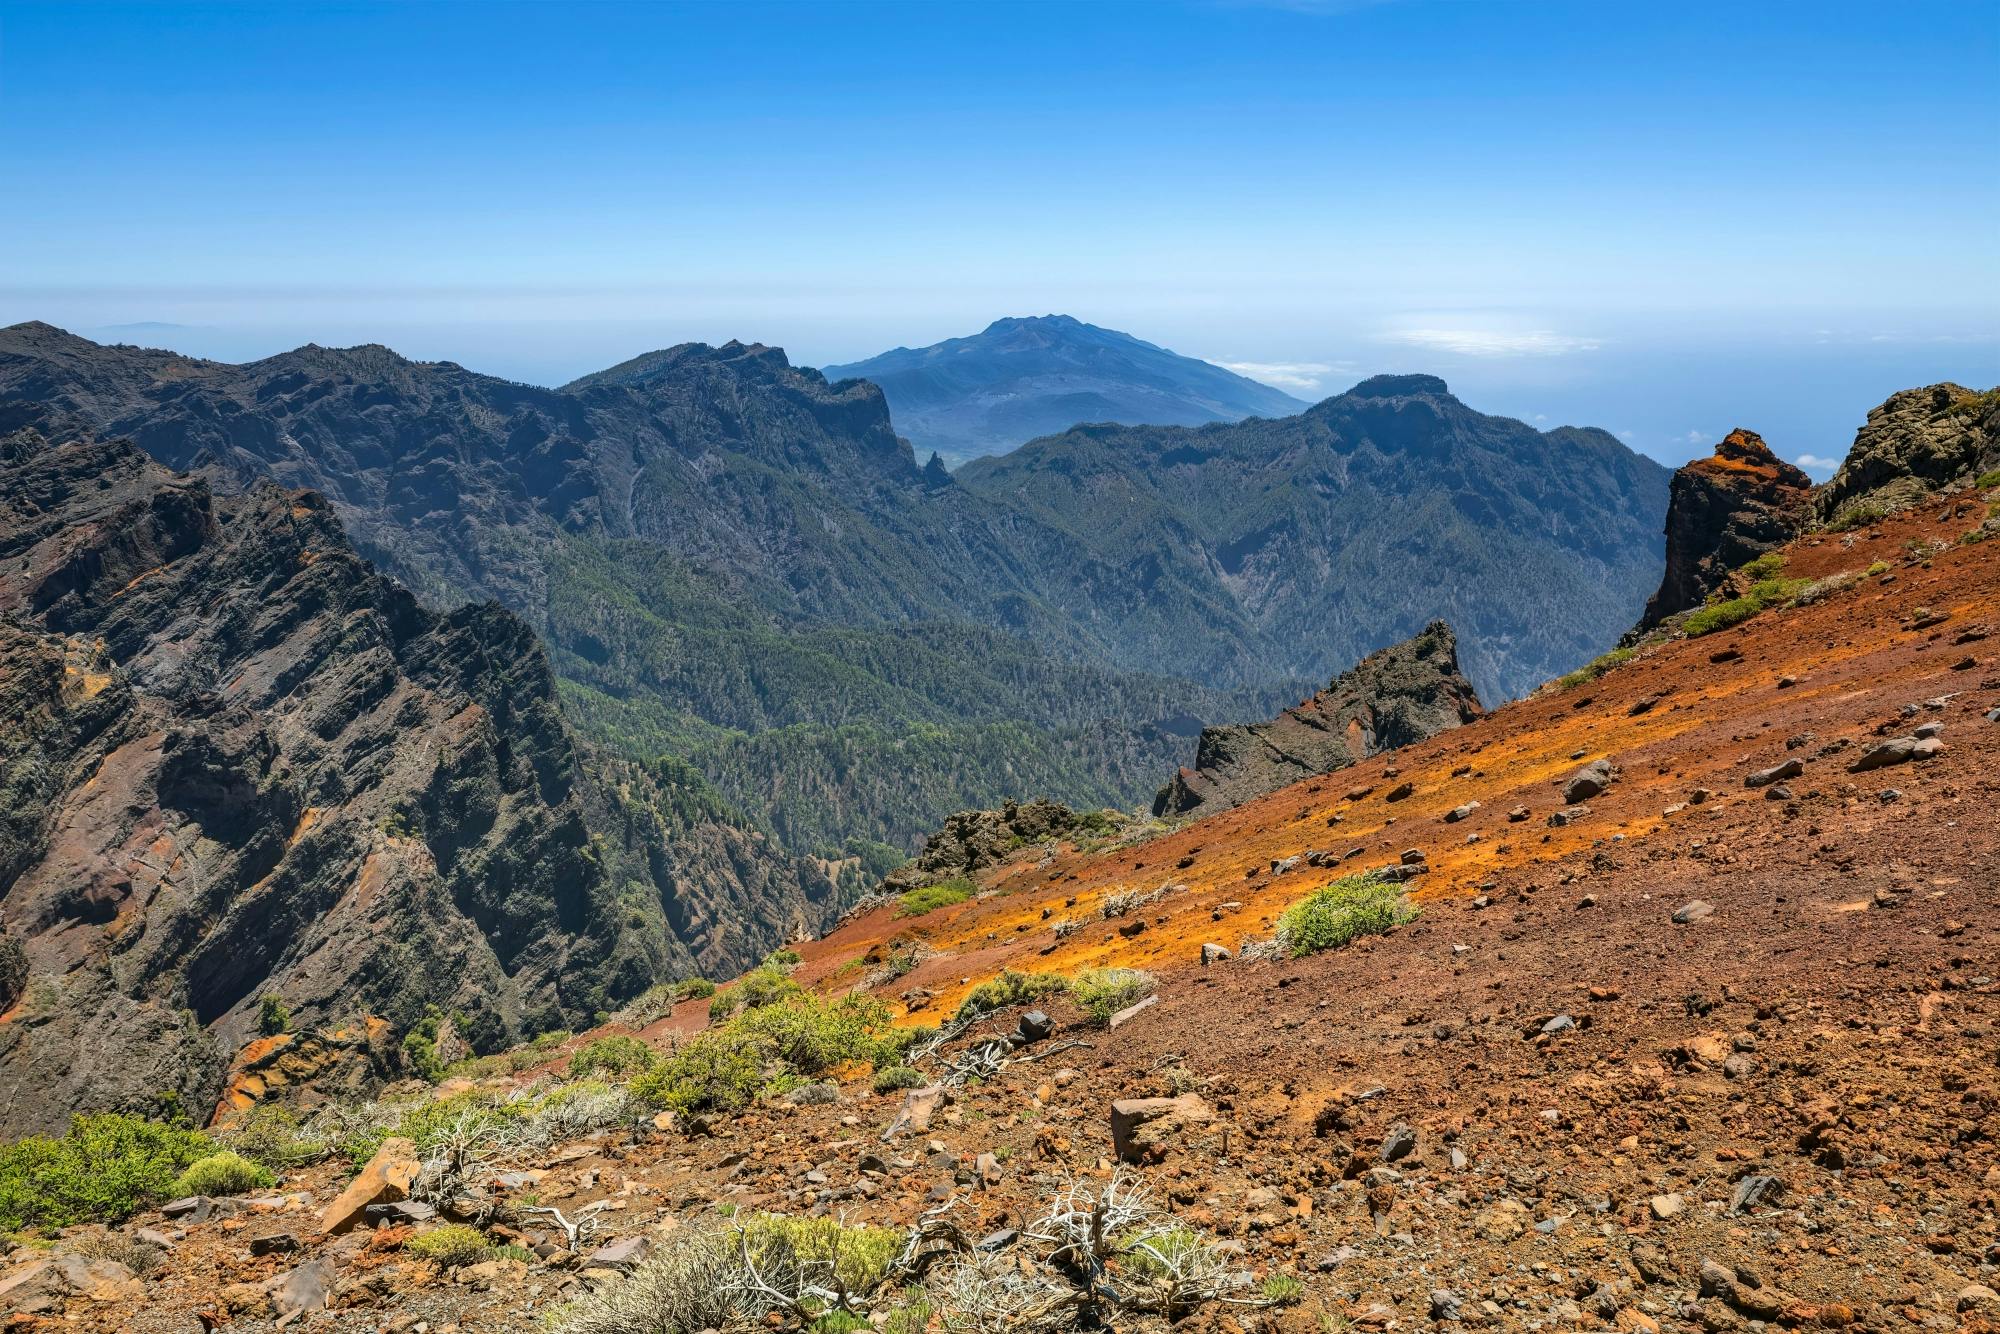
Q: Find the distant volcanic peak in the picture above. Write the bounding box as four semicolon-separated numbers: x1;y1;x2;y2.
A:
1694;428;1812;490
1338;373;1453;402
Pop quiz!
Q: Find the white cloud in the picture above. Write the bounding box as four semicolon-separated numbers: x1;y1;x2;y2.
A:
1213;360;1344;393
1380;327;1601;357
1796;453;1842;471
1617;429;1637;441
1684;429;1710;445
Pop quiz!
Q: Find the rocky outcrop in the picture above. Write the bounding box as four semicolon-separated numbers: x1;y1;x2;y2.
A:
0;430;837;1133
1153;622;1483;817
1813;383;1999;526
1638;429;1812;629
881;798;1113;893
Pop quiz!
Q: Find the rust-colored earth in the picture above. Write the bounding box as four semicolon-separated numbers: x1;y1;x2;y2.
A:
23;498;2000;1332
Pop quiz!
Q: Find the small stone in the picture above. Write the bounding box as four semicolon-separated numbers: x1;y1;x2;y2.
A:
1879;788;1903;802
1400;847;1426;865
1444;801;1480;823
1541;1013;1577;1035
1507;805;1528;822
1107;993;1159;1028
1672;900;1715;924
586;1236;652;1270
1199;943;1231;965
1430;1289;1463;1321
1379;1124;1417;1163
1729;1175;1783;1215
1648;1194;1683;1220
1763;783;1793;801
1744;758;1803;788
1016;1010;1054;1042
249;1232;301;1257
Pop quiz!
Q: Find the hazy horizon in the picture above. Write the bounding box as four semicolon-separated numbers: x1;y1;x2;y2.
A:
4;0;1995;472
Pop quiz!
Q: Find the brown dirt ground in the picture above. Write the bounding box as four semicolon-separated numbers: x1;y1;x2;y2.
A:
14;499;1999;1332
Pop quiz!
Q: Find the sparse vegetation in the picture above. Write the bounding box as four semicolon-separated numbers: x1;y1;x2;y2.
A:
953;970;1070;1022
167;1150;274;1199
257;993;291;1036
764;947;804;970
1069;968;1157;1027
1681;575;1812;637
1553;645;1636;692
1825;501;1887;533
872;1065;925;1094
1978;469;2000;490
1278;873;1416;957
896;878;977;918
408;1223;493;1269
567;1035;658;1080
0;1113;213;1231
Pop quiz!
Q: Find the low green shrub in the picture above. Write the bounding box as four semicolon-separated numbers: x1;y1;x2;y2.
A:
0;1114;213;1231
740;1213;902;1293
257;994;291;1036
896;877;976;918
567;1035;657;1080
677;977;717;1000
221;1104;325;1169
1070;968;1156;1027
407;1222;492;1269
168;1151;274;1199
1825;501;1886;533
953;969;1069;1022
1277;873;1416;957
1553;645;1636;692
1681;576;1811;637
734;993;896;1076
871;1065;925;1095
1978;468;2000;490
763;947;803;970
632;1030;768;1116
1261;1273;1305;1305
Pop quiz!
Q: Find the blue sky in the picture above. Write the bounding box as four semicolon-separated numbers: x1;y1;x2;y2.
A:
2;0;1995;470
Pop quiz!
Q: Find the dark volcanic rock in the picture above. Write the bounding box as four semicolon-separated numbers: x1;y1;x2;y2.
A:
883;798;1111;893
1153;622;1483;817
0;429;837;1133
1814;383;1999;526
1638;429;1811;630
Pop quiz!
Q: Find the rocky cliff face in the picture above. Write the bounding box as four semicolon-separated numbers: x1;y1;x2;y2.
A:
1638;429;1812;629
0;430;836;1133
1813;383;1999;526
1153;621;1483;816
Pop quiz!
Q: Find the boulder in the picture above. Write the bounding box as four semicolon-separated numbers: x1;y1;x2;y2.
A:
317;1135;420;1235
1563;759;1616;804
881;1085;947;1141
1110;1093;1215;1163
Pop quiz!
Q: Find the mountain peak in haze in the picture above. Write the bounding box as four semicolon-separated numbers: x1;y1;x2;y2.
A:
824;315;1308;466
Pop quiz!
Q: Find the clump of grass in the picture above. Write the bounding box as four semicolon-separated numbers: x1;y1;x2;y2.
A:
0;1114;214;1231
953;970;1070;1022
168;1151;274;1200
1261;1273;1305;1305
634;992;900;1117
1825;501;1887;533
567;1035;657;1080
407;1222;492;1269
1681;576;1812;637
1277;873;1416;957
1553;645;1636;692
896;877;976;918
1977;468;2000;490
1069;968;1157;1027
763;947;803;970
871;1065;925;1095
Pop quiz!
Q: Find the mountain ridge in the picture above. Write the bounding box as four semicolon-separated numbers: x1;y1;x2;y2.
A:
824;314;1307;466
